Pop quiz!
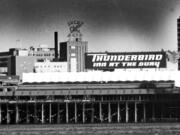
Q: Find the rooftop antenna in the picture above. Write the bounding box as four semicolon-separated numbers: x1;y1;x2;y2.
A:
16;39;22;49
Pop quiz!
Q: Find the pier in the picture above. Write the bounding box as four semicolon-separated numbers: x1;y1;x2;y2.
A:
0;81;180;124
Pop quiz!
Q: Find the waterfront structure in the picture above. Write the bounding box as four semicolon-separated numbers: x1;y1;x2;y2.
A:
0;19;179;125
0;71;179;124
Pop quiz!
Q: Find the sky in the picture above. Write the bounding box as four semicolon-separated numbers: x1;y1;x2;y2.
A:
0;0;180;52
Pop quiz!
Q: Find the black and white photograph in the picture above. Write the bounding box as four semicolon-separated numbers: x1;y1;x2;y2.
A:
0;0;180;134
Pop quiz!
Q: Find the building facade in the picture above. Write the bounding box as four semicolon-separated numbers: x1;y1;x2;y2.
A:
34;61;68;73
0;21;88;78
60;41;87;72
0;46;55;78
60;20;88;72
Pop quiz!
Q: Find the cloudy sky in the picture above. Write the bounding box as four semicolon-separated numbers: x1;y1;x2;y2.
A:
0;0;180;52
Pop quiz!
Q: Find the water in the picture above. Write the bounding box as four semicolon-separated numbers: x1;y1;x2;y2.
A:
0;123;179;135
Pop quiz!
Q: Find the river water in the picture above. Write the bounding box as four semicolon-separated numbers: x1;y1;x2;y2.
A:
0;123;179;135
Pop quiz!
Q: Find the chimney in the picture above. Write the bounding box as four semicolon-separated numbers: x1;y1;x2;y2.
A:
178;18;180;70
54;31;58;60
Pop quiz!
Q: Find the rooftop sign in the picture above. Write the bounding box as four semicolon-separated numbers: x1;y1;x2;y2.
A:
68;20;83;33
85;51;167;69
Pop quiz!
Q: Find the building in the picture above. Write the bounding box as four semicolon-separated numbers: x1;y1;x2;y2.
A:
34;60;67;73
0;21;88;78
28;45;55;59
60;20;88;72
0;46;55;79
60;41;88;72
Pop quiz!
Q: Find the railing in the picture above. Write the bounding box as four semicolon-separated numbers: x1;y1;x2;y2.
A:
147;118;180;122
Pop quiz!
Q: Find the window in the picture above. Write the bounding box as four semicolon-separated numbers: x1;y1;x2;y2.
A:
71;46;76;49
71;53;76;57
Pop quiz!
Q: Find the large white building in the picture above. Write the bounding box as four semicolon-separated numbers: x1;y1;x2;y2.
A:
34;61;67;73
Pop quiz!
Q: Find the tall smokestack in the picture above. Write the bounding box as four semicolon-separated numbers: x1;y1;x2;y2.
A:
178;18;180;70
54;31;58;60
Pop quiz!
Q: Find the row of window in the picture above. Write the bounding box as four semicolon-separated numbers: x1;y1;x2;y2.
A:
0;67;7;72
36;69;65;72
35;65;65;68
28;54;55;57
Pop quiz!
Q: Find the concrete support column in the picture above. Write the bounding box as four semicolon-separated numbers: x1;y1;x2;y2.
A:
99;102;102;122
152;103;155;121
57;103;60;124
143;103;146;122
34;103;37;124
0;104;1;124
74;102;77;123
26;104;29;124
41;103;44;124
134;102;137;123
82;103;85;123
66;102;69;123
49;103;52;124
6;104;10;124
108;102;111;123
91;103;94;123
117;102;120;123
160;103;163;120
125;102;129;123
15;104;19;124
